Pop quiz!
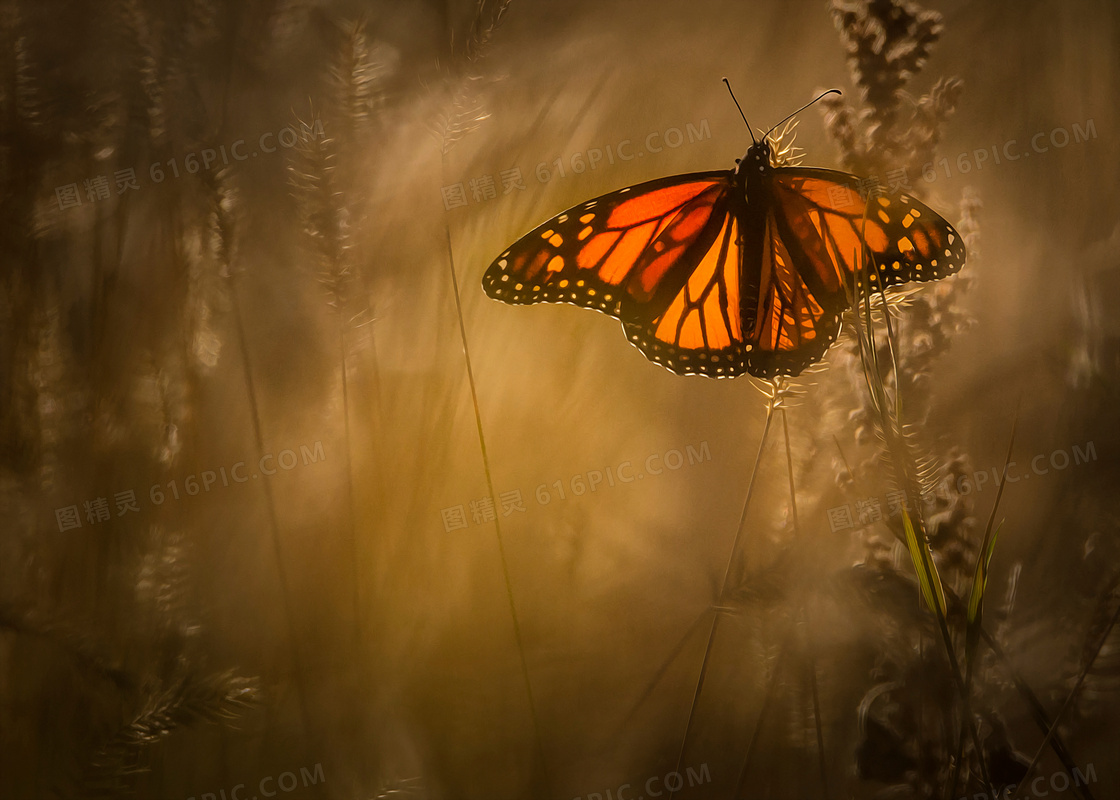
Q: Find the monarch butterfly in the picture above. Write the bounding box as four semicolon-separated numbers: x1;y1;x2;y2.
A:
481;87;966;379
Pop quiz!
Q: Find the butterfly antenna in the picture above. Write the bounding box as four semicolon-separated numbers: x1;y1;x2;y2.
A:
722;77;757;145
764;88;841;139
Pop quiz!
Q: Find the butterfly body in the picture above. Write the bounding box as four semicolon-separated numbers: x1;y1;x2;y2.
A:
483;136;965;379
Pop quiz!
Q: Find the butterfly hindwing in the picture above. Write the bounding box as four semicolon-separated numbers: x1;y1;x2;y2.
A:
737;206;846;378
625;192;849;380
622;209;752;377
482;172;733;321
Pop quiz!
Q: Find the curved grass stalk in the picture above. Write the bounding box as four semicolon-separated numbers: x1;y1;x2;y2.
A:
947;418;1017;799
665;389;779;799
443;222;552;798
730;404;830;799
780;407;829;800
1007;596;1120;800
845;253;994;797
832;436;1094;800
732;631;792;798
226;269;315;743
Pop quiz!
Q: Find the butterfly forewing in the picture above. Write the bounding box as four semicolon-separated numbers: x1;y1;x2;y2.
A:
481;172;732;320
771;169;967;289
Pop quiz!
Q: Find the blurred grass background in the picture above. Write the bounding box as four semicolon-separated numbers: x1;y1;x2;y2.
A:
0;0;1117;798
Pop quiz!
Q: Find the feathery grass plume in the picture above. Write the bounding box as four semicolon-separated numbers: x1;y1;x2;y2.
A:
132;350;190;467
29;296;78;493
805;2;1026;796
765;119;806;168
431;0;513;153
820;0;971;427
325;16;395;365
179;168;238;372
78;670;259;799
204;166;238;271
2;512;256;796
289;114;353;311
287;104;365;647
285;108;355;376
117;0;167;144
0;1;43;132
112;503;244;757
135;525;198;637
183;0;222;51
823;0;962;180
319;18;396;573
373;776;426;798
330;18;391;138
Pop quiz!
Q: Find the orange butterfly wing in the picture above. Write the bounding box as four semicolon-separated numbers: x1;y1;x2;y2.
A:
770;169;966;289
483;166;966;379
717;167;966;377
622;209;752;376
482;172;733;321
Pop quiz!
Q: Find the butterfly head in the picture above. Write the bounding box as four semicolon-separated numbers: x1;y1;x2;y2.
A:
736;140;772;179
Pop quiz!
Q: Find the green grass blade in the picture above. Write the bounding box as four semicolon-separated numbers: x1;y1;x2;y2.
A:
901;506;946;616
968;520;1003;627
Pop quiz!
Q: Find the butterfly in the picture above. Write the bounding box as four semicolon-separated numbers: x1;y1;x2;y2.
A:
481;92;966;379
